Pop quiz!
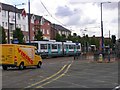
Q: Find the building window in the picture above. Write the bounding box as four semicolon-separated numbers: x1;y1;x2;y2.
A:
40;29;42;31
47;30;49;34
6;22;7;27
40;18;44;25
19;24;21;28
48;23;50;25
43;29;45;34
32;36;34;40
16;24;18;28
65;32;67;35
2;22;4;27
2;10;6;17
23;25;26;31
32;27;34;31
18;13;21;20
59;31;61;35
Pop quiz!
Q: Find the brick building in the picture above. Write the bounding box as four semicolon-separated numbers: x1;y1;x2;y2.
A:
51;24;71;40
30;14;51;41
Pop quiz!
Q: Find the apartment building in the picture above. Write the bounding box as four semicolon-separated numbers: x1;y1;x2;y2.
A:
0;3;28;43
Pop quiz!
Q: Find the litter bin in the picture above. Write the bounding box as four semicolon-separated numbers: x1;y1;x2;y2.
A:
99;54;103;62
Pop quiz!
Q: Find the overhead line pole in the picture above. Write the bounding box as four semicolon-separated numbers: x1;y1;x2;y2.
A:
28;0;31;43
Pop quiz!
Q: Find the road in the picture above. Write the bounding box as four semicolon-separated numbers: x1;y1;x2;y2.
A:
1;57;118;89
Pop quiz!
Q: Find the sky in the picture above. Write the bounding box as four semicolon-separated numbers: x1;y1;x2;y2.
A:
0;0;119;39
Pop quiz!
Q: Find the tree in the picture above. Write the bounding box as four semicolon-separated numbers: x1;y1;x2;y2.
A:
73;33;77;37
111;35;116;44
67;34;72;41
0;26;6;44
13;28;24;44
35;30;43;41
111;35;116;51
61;34;66;41
55;33;62;41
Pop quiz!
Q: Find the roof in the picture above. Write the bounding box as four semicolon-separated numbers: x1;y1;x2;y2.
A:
30;14;42;20
2;3;23;13
52;24;71;32
30;14;51;23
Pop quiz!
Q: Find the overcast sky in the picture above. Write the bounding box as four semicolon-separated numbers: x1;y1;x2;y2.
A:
0;0;119;39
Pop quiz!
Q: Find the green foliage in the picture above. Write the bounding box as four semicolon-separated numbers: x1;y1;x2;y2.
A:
73;33;77;37
111;35;116;44
55;32;114;51
61;34;66;41
13;28;24;44
35;30;43;41
0;26;7;44
111;35;116;50
55;33;62;41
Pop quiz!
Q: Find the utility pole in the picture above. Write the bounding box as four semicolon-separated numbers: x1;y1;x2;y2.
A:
15;5;16;31
8;10;10;44
101;3;104;55
100;2;111;59
28;0;31;43
109;30;110;40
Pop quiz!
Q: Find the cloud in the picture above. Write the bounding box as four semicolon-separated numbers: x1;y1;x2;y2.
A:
93;2;118;10
55;6;74;17
111;18;118;23
66;14;81;26
103;2;118;10
68;0;119;3
80;18;97;26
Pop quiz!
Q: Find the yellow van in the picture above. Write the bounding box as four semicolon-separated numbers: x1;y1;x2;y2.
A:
0;44;42;70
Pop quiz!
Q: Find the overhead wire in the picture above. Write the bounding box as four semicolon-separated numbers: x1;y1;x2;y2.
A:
39;0;70;29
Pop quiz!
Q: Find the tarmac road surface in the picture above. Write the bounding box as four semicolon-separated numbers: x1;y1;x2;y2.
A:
1;56;118;89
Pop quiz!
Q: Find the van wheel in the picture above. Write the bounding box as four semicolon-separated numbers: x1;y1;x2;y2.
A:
19;63;24;70
2;66;7;70
37;62;42;68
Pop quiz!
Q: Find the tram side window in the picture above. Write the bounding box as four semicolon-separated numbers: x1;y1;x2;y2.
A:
26;43;38;49
77;45;80;49
65;45;68;49
52;44;57;49
69;45;74;49
41;44;47;49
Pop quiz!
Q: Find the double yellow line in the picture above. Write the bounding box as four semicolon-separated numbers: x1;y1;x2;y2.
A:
25;61;73;88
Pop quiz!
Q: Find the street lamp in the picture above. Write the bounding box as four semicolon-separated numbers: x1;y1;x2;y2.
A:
15;3;25;31
100;2;111;56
